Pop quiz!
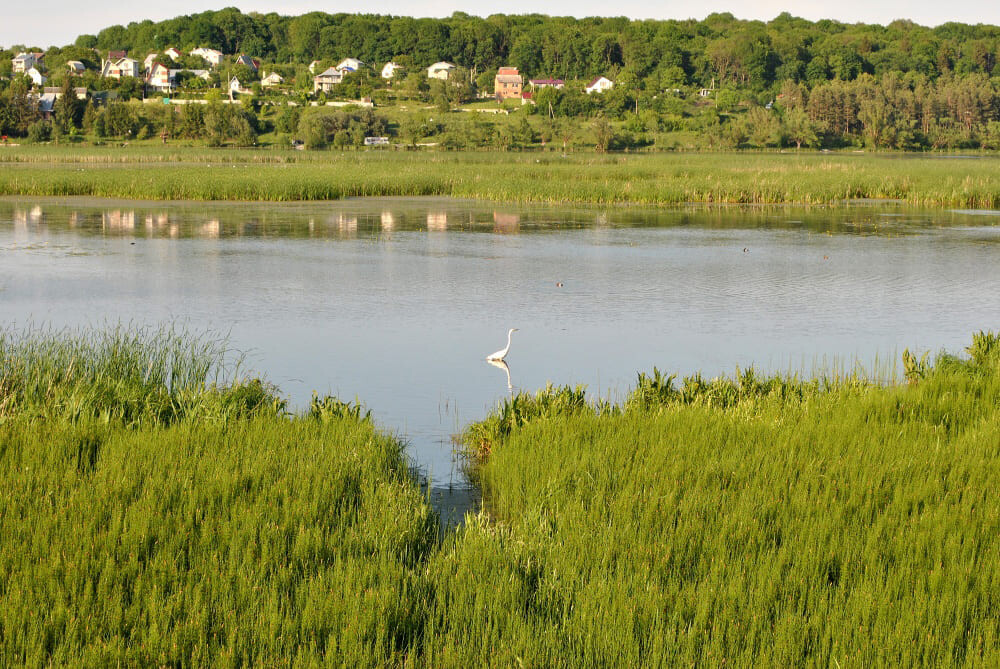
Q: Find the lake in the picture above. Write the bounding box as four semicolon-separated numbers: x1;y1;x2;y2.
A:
2;197;998;520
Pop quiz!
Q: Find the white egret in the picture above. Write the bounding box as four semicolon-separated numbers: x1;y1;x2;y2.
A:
486;328;518;362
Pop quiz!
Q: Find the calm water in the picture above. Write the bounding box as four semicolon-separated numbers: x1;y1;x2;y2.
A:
2;197;998;518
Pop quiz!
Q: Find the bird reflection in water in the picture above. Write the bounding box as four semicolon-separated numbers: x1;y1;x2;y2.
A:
487;359;513;394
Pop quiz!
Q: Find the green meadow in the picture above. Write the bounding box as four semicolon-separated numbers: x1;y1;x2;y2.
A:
4;147;1000;206
2;326;999;666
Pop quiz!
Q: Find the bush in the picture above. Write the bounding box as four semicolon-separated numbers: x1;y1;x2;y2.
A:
26;120;51;143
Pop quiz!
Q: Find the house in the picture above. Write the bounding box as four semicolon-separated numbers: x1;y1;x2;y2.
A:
235;54;259;72
427;61;455;80
45;86;87;100
143;53;158;71
37;92;58;117
173;69;211;87
101;57;140;79
190;47;223;67
494;67;522;100
27;67;47;87
146;63;171;92
585;76;613;94
229;77;250;95
698;88;713;97
529;78;564;90
381;61;402;79
12;52;42;74
146;64;212;93
309;60;322;74
163;47;182;60
336;58;364;72
66;60;86;74
107;50;127;61
261;71;284;87
313;67;343;93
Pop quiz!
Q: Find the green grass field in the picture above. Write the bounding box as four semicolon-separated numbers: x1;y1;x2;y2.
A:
3;146;1000;206
2;326;999;666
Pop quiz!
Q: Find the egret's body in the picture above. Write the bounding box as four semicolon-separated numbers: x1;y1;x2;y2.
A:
487;328;518;361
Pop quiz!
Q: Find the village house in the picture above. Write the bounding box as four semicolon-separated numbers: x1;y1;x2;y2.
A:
38;86;88;116
37;92;58;117
146;63;212;93
235;54;260;72
585;76;614;94
229;77;250;96
44;86;88;100
494;67;522;100
336;58;364;72
261;71;284;87
143;53;158;71
147;63;171;92
190;47;223;67
313;67;343;93
149;65;171;92
65;60;86;75
163;47;183;60
529;78;564;90
381;61;402;79
101;57;140;79
12;52;43;74
27;67;47;87
427;61;455;80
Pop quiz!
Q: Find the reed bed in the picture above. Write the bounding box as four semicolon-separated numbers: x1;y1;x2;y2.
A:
2;326;999;666
439;334;1000;666
0;326;436;667
3;149;1000;206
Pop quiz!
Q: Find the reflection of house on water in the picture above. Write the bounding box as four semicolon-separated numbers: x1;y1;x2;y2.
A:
198;219;220;239
103;210;135;232
330;213;357;237
380;211;395;231
492;211;521;233
427;212;447;231
145;213;170;231
13;206;44;227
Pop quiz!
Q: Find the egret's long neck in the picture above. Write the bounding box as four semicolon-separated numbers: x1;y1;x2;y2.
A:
506;330;514;349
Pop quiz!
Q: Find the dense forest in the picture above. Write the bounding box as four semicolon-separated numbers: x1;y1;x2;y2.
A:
4;10;1000;150
32;9;1000;88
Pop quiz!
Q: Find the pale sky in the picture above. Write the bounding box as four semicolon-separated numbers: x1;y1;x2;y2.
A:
3;1;998;49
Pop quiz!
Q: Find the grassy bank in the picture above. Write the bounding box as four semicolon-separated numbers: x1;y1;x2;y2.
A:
3;147;1000;206
3;326;1000;665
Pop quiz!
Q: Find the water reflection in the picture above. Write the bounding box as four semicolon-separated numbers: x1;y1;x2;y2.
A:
4;198;998;242
427;212;448;231
488;358;513;393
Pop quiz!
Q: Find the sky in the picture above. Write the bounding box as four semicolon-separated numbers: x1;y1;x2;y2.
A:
3;1;999;49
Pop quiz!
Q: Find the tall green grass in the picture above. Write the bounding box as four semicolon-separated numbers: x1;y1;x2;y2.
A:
0;324;281;426
3;326;1000;666
0;326;437;666
3;149;1000;206
439;334;1000;666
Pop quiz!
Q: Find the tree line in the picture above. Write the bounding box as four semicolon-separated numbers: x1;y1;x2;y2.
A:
5;10;1000;150
13;10;997;90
